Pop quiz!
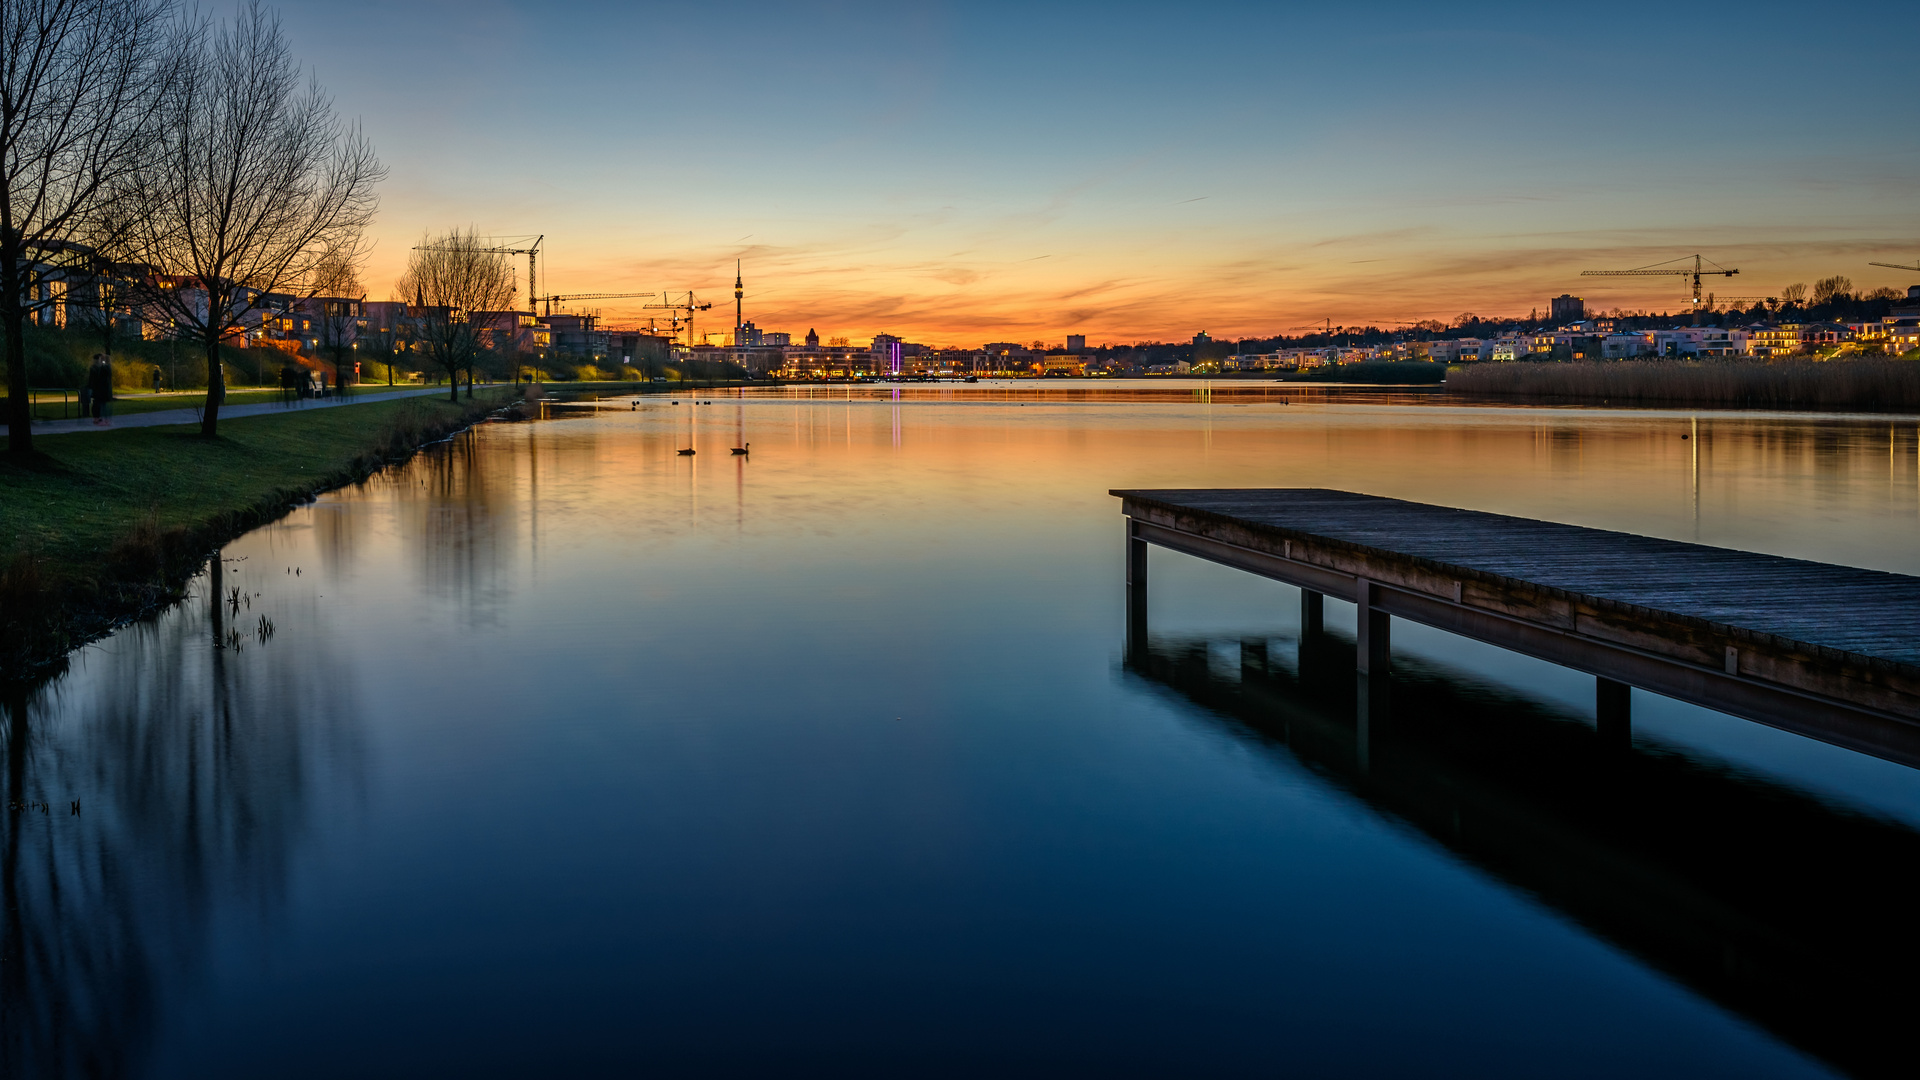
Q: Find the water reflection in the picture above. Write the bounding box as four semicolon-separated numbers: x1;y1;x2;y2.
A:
0;564;359;1079
1126;625;1920;1080
11;394;1920;1075
405;431;519;616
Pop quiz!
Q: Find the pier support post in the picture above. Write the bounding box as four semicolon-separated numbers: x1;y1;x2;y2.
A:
1596;677;1631;749
1126;518;1148;663
1300;589;1324;637
1355;578;1390;768
1356;578;1390;678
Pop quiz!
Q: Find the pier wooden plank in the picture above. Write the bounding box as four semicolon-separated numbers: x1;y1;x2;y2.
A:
1116;488;1920;667
1113;487;1920;763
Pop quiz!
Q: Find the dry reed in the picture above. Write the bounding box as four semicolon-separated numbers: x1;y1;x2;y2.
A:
1447;359;1920;409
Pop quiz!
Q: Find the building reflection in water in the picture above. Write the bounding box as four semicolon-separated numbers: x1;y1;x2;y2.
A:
0;560;360;1079
1126;624;1920;1080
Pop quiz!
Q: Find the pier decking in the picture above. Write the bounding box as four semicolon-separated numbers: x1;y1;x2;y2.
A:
1114;488;1920;767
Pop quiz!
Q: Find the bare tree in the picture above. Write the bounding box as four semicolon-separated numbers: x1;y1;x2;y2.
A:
396;229;515;403
1812;275;1855;307
309;245;362;385
105;0;383;437
1781;282;1809;305
2;0;172;454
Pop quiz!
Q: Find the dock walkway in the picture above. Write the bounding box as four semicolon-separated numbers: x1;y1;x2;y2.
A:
1113;488;1920;767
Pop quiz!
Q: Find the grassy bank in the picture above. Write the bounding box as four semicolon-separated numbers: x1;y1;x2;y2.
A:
1448;358;1920;409
0;390;511;681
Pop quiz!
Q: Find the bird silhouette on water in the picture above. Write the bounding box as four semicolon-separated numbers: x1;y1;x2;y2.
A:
731;442;749;455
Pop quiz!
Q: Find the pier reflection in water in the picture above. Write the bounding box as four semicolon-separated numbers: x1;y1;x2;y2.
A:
1127;623;1920;1080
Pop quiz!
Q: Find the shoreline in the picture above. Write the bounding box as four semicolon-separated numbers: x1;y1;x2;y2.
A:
1;390;518;686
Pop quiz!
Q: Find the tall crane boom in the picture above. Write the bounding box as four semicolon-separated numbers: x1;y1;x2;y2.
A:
532;291;654;317
411;234;543;307
1870;259;1920;273
1581;254;1737;310
641;291;713;347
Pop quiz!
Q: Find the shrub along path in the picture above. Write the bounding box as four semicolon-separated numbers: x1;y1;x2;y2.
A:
1;390;512;681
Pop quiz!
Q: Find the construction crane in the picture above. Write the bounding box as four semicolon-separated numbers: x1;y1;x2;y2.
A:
411;234;543;308
643;291;713;347
1869;258;1920;274
532;291;654;317
1289;318;1348;346
1580;254;1737;311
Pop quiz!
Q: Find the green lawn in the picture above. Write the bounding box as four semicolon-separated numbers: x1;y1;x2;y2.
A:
1;392;501;585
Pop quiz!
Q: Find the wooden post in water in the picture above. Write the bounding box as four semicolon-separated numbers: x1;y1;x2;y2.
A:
1126;518;1148;663
1355;577;1390;769
1300;589;1324;637
1356;578;1391;677
1597;677;1632;748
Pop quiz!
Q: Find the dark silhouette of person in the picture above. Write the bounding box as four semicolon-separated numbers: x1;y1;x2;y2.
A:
87;354;113;426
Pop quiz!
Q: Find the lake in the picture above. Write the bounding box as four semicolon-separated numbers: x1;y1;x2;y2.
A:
8;384;1919;1078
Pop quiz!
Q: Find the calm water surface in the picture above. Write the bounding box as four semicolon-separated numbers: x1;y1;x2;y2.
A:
8;387;1920;1078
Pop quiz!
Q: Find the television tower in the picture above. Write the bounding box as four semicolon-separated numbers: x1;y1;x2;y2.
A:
734;260;743;346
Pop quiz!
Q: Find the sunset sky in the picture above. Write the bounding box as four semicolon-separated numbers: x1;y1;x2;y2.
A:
282;0;1917;346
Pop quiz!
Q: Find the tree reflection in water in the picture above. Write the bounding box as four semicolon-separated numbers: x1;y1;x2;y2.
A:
1126;627;1920;1080
0;559;360;1079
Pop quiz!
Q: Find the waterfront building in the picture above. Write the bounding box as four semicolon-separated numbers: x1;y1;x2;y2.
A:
1491;337;1528;362
469;310;550;354
1066;334;1086;351
1750;323;1803;356
1550;294;1585;322
978;342;1040;373
1800;322;1854;347
1602;332;1656;358
1653;327;1748;357
543;312;609;356
1882;317;1920;352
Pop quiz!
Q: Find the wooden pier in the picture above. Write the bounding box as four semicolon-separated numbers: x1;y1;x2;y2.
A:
1115;488;1920;767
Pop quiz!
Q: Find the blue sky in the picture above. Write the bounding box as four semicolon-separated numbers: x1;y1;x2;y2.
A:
281;0;1919;342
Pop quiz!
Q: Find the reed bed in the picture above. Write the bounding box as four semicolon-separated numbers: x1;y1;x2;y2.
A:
1447;359;1920;410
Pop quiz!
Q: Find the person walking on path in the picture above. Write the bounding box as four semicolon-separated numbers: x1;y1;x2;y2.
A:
87;354;114;426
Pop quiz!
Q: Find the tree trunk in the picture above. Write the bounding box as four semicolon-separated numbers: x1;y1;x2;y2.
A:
202;334;225;437
447;363;458;403
2;239;33;455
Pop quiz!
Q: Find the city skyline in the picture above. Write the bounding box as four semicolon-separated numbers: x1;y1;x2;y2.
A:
281;0;1918;343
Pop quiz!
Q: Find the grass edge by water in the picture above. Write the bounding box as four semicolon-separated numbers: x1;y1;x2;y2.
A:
0;389;518;684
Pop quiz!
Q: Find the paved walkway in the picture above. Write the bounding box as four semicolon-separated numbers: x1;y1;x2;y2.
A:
2;385;456;437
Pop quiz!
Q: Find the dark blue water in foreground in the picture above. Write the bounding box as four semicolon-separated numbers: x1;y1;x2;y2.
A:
9;388;1920;1077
